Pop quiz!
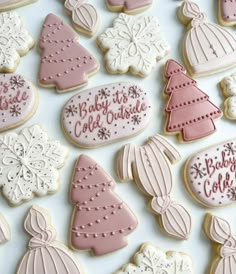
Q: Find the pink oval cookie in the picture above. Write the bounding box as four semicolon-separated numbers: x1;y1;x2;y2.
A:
185;139;236;208
0;74;38;132
61;82;151;148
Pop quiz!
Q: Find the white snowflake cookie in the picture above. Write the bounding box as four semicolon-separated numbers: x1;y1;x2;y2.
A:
0;125;68;206
116;243;194;274
0;12;34;73
97;13;170;77
220;72;236;120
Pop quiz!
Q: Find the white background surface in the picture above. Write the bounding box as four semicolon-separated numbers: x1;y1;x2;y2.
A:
0;0;235;273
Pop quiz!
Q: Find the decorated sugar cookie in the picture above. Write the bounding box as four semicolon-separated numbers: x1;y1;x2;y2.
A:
61;82;151;148
0;74;38;132
97;13;170;77
106;0;153;14
17;206;83;274
64;0;99;36
220;73;236;120
70;154;138;256
117;135;192;240
218;0;236;26
0;125;68;206
0;12;34;73
204;214;236;274
0;214;10;244
178;0;236;77
185;139;236;208
164;60;222;142
116;243;194;274
38;14;99;93
0;0;37;11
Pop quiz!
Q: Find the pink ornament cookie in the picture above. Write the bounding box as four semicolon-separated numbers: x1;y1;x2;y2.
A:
17;206;83;274
64;0;99;36
0;213;10;244
70;154;138;256
164;60;222;142
179;0;236;77
106;0;153;14
62;82;151;148
204;214;236;274
0;0;37;11
185;139;236;208
117;134;192;240
218;0;236;26
38;13;99;93
0;74;38;132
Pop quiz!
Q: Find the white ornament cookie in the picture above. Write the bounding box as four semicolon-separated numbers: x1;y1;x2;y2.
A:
97;13;170;77
116;243;194;274
0;12;34;73
0;213;10;244
220;73;236;120
0;125;68;206
0;0;37;11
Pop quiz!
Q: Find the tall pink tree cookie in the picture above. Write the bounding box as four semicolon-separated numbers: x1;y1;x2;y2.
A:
218;0;236;26
106;0;153;14
70;154;138;256
117;134;192;240
204;214;236;274
38;13;99;93
164;59;222;142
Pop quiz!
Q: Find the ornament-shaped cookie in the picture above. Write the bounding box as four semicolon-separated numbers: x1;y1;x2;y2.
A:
0;125;68;206
116;243;194;274
218;0;236;26
204;214;236;274
38;14;99;93
0;12;34;73
179;0;236;77
185;139;236;208
117;134;192;240
70;154;138;256
0;214;10;244
17;206;83;274
97;13;170;77
164;60;222;142
64;0;99;36
106;0;153;14
0;0;37;11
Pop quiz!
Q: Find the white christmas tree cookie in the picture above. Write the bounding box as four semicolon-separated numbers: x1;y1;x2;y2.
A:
221;72;236;120
0;125;68;206
0;213;10;244
0;12;34;73
97;13;170;77
116;243;194;274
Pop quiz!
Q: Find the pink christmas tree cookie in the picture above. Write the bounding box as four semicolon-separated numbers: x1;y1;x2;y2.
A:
38;13;99;93
204;214;236;274
70;154;138;256
219;0;236;26
117;134;192;240
106;0;153;14
164;59;222;142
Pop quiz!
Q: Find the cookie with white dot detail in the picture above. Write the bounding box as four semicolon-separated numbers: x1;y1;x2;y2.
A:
0;125;68;206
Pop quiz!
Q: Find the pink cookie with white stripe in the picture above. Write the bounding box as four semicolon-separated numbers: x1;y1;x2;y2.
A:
106;0;152;14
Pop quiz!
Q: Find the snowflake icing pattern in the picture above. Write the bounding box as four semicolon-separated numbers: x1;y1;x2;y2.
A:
0;12;33;71
227;187;236;201
97;127;111;140
128;86;142;99
9;75;25;89
0;125;68;205
190;163;206;179
131;115;142;125
65;104;78;117
98;13;170;76
224;142;236;156
9;104;21;117
98;88;110;99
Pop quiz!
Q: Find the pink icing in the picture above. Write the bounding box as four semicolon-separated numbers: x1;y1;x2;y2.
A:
107;0;152;11
220;0;236;23
38;13;99;92
70;154;138;256
186;139;236;208
117;135;192;240
0;74;37;131
164;60;222;142
62;82;151;148
206;215;236;274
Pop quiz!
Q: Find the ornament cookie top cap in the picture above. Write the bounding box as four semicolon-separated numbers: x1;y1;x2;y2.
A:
179;0;236;77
